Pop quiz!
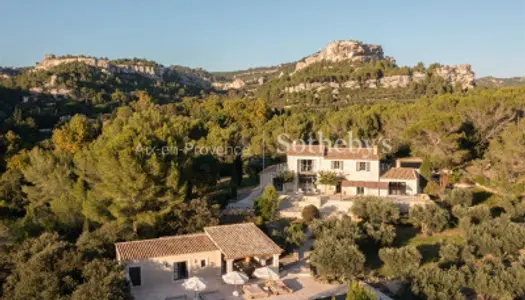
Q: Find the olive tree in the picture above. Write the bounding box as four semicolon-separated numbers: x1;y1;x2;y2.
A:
379;246;421;277
409;203;450;236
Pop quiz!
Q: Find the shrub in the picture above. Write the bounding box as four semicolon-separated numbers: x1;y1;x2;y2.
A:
351;196;399;223
443;188;473;207
302;204;320;223
466;217;525;258
439;242;474;264
346;281;376;300
379;246;421;277
409;203;449;236
411;266;467;300
310;234;365;282
254;186;280;222
285;222;306;248
424;181;442;197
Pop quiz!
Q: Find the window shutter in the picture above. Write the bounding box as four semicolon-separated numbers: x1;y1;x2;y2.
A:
366;162;370;171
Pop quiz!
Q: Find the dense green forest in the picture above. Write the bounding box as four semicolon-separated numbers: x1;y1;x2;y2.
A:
0;59;525;299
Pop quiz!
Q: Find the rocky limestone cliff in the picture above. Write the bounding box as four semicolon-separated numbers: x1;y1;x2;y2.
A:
34;54;167;80
287;40;475;90
212;78;246;90
435;64;475;89
284;66;476;93
284;73;425;93
295;40;384;71
33;54;212;88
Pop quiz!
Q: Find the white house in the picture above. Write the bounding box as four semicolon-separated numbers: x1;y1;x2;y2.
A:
282;145;420;197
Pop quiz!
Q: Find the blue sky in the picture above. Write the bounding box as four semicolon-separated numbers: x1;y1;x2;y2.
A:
1;0;524;77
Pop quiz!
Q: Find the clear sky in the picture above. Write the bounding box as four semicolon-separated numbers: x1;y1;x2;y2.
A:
1;0;524;77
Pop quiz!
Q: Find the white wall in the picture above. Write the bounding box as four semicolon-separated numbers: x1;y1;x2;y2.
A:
288;155;381;189
286;155;420;196
122;250;222;287
342;186;388;197
287;155;323;173
379;178;419;196
322;159;381;182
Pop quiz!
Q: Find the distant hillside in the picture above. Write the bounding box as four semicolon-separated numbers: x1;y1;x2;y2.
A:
476;76;525;88
0;40;482;109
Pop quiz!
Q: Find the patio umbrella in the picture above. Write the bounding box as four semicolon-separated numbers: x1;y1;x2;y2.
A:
182;277;206;299
253;266;280;280
222;271;249;296
222;271;249;285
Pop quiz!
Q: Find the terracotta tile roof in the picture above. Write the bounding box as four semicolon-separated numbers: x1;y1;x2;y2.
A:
381;167;418;180
204;223;283;260
115;233;218;261
342;180;388;189
286;145;379;160
325;147;379;160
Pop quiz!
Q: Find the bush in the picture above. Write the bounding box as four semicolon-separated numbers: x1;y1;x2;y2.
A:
346;281;375;300
285;222;306;248
409;203;449;236
351;197;399;223
302;204;320;223
424;181;442;197
438;242;474;264
254;186;280;222
379;246;421;277
443;188;473;207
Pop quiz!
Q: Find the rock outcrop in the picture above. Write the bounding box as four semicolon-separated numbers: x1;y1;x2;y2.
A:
212;78;246;90
33;54;213;88
435;64;475;89
295;40;384;71
284;73;427;93
34;54;167;80
286;40;476;90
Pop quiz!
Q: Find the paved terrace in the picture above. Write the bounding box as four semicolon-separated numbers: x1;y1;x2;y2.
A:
130;271;347;300
279;194;431;218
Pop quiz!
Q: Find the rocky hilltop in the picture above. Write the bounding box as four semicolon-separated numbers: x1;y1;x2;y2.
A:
295;40;385;71
214;40;476;91
35;54;166;79
476;76;525;88
33;54;212;88
10;40;477;96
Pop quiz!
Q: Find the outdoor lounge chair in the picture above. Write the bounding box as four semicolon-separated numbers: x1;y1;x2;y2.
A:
265;279;293;295
243;283;269;299
199;291;225;300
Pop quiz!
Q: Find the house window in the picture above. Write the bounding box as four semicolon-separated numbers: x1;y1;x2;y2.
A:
357;161;370;172
299;160;313;172
200;259;207;268
331;161;343;170
173;262;188;281
128;267;141;287
356;187;365;195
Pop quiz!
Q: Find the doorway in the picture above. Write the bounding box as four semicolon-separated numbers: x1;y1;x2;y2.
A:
335;182;342;194
173;261;189;281
129;267;141;286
